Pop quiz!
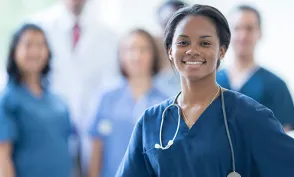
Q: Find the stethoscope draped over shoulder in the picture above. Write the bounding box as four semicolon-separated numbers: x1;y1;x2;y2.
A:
154;86;241;177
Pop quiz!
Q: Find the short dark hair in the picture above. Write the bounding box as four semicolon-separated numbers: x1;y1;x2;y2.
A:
164;4;231;68
235;4;262;27
157;1;187;14
6;23;52;84
119;29;160;78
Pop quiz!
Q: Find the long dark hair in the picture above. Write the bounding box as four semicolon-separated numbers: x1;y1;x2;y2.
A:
6;23;52;84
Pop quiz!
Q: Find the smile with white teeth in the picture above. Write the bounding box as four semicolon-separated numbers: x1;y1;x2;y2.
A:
184;61;205;65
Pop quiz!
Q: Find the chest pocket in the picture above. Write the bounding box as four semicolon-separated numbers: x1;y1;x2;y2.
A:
143;131;234;177
143;140;176;177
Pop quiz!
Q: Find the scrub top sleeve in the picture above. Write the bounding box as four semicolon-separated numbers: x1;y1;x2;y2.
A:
115;121;151;177
0;99;18;143
269;81;294;128
246;110;294;176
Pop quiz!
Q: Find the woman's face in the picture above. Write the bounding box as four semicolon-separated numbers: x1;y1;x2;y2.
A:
168;15;226;82
15;30;49;76
120;33;154;78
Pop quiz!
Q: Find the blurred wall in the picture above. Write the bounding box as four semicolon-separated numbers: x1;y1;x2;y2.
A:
1;0;294;95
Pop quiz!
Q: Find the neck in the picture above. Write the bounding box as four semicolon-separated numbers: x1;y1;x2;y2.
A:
233;53;256;72
22;74;43;96
181;72;219;106
128;76;152;100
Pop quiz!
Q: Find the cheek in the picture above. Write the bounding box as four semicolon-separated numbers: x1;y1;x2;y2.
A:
15;47;28;68
142;53;153;67
171;47;184;62
207;50;219;65
39;48;49;64
121;58;134;75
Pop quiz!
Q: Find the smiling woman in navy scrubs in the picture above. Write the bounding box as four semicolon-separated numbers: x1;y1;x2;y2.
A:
0;24;73;177
115;4;294;177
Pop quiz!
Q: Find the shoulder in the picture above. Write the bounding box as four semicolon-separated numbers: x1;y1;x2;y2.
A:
26;3;64;28
150;87;170;100
92;84;127;110
258;67;287;86
100;85;126;101
224;90;274;126
138;97;174;126
0;83;20;112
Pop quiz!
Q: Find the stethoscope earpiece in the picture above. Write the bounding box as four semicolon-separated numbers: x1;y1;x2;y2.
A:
155;143;161;149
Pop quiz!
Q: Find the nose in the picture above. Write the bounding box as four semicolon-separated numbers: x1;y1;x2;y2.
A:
130;48;142;61
185;44;200;56
236;29;250;42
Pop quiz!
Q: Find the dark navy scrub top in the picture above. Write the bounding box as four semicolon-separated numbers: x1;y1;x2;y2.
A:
116;90;294;177
217;67;294;128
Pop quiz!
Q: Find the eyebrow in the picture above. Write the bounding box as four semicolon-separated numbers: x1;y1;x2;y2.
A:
178;34;213;38
200;35;212;38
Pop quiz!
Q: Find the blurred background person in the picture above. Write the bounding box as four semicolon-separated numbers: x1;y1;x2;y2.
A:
217;4;294;131
153;0;187;97
31;0;120;174
88;29;167;177
0;24;73;177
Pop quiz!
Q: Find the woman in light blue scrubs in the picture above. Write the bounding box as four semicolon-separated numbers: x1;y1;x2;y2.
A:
0;24;73;177
88;29;168;177
116;4;294;177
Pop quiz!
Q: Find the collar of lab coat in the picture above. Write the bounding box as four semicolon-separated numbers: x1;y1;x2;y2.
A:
48;2;96;33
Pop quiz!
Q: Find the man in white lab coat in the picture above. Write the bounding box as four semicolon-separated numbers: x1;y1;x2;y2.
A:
31;0;120;175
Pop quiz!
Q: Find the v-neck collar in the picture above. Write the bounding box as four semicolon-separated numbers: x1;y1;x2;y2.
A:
8;78;48;101
124;82;157;104
170;91;224;137
224;67;261;92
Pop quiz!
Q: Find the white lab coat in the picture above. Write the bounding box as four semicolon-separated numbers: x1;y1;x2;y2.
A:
30;2;120;172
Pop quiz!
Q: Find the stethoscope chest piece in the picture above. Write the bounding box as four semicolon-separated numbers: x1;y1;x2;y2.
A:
227;172;241;177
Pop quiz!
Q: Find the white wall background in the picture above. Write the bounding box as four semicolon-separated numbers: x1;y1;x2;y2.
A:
1;0;294;95
95;0;294;95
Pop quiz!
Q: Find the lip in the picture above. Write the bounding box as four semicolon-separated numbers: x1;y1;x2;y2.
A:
182;60;206;65
182;57;206;62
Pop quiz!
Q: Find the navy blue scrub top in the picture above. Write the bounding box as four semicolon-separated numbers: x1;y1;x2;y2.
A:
115;90;294;177
217;67;294;128
0;80;73;177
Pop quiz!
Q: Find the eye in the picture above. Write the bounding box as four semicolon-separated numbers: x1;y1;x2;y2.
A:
176;41;189;46
200;41;211;47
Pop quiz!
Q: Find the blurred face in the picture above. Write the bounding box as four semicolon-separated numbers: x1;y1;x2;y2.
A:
120;33;154;78
231;10;261;57
15;30;49;76
169;15;226;81
158;5;178;30
64;0;86;16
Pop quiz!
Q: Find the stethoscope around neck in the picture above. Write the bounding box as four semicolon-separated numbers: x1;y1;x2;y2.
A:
154;87;241;177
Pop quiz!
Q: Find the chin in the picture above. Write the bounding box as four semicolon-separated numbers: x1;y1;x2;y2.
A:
235;49;253;58
182;73;207;82
182;70;215;83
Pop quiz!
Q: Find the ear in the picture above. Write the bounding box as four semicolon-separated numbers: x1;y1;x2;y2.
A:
168;47;173;61
258;29;262;40
219;45;227;61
